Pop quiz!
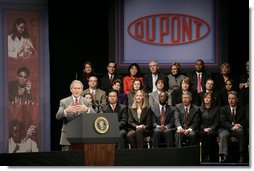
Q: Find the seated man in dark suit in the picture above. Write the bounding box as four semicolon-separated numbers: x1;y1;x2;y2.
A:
102;89;128;149
218;91;247;163
151;91;175;148
174;91;200;147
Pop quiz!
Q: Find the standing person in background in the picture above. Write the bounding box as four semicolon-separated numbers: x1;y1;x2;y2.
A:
102;89;128;149
127;90;152;148
77;61;94;90
167;62;185;94
56;80;94;151
123;63;143;94
100;62;123;94
143;60;168;95
8;17;34;59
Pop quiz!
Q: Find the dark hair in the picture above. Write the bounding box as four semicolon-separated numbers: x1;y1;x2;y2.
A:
83;61;94;73
202;92;215;107
159;91;169;101
10;17;29;40
112;79;123;92
196;59;204;65
128;63;141;77
17;66;30;77
108;89;119;97
130;78;144;93
155;79;165;86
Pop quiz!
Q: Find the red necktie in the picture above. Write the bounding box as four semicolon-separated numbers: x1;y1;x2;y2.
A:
197;73;202;93
75;97;78;106
109;75;113;85
183;107;188;129
161;106;165;126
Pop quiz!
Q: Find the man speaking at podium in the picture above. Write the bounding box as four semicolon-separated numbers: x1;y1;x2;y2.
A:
56;80;95;151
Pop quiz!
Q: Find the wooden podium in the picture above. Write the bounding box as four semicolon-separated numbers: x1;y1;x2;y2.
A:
71;143;116;166
66;113;120;166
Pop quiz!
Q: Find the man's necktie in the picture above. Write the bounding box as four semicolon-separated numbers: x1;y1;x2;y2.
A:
232;108;236;124
197;73;202;93
183;107;188;129
161;106;165;126
112;104;116;111
75;97;78;106
110;75;113;85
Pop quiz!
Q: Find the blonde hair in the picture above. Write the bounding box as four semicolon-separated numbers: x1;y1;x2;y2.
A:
131;90;148;109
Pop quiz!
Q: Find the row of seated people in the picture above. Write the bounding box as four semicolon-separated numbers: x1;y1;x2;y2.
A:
100;89;248;163
77;60;249;112
77;60;249;105
81;74;248;115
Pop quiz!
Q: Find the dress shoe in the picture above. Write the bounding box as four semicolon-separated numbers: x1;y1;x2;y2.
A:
220;154;228;163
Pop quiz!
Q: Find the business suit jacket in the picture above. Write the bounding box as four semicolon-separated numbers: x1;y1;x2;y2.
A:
56;96;95;145
128;106;152;131
100;73;123;93
143;72;168;94
219;105;246;131
200;106;220;131
102;103;128;131
151;104;175;130
175;103;200;131
82;88;106;106
188;70;211;93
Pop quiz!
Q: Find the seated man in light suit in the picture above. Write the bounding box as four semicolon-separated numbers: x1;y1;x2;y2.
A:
174;91;200;147
56;80;95;151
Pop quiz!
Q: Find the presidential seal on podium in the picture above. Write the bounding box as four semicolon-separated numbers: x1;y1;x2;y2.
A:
94;116;109;134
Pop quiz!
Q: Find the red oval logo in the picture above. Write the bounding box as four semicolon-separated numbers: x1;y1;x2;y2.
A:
128;13;210;45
